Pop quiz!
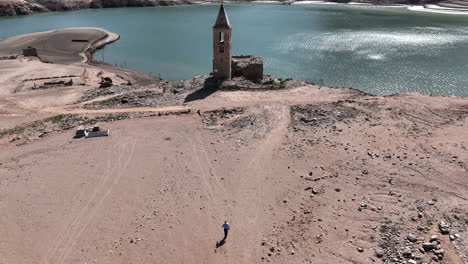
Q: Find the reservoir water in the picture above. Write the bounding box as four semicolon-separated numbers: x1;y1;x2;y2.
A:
0;3;467;96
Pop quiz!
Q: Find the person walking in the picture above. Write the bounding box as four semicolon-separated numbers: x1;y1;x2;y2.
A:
222;221;230;240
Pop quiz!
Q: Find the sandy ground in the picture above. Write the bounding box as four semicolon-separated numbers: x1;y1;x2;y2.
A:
0;88;467;264
0;28;119;64
0;28;154;130
0;28;467;264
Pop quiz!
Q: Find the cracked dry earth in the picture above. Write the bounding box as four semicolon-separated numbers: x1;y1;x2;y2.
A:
0;86;467;264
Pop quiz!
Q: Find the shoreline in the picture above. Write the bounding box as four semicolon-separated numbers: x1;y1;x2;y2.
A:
1;28;466;99
0;27;120;64
1;0;468;17
80;28;120;63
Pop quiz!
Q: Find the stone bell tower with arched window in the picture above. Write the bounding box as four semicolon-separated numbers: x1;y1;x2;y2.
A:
213;4;232;80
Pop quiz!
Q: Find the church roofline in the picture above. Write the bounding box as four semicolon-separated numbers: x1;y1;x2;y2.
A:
213;4;231;28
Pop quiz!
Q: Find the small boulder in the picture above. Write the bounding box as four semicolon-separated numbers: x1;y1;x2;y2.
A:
407;233;418;243
402;247;412;258
438;221;450;235
433;249;444;256
422;242;435;251
375;249;384;258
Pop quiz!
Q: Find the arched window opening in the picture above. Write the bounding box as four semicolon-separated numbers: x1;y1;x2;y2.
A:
219;32;225;43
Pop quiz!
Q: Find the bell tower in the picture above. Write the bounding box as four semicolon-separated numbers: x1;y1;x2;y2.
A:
213;4;232;80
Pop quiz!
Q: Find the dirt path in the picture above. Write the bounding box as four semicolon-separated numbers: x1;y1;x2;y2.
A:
45;105;191;115
229;105;290;262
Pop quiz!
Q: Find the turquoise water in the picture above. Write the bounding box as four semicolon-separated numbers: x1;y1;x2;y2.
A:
1;3;468;96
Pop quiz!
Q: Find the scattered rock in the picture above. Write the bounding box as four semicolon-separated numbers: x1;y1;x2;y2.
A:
375;249;384;258
407;233;418;243
402;247;412;258
422;242;435;252
438;221;450;235
99;77;113;88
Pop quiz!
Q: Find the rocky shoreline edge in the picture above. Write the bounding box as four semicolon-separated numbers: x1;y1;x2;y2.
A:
1;0;468;17
81;28;120;63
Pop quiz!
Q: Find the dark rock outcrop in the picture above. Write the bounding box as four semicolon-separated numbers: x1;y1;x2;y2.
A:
0;1;47;16
0;0;193;16
0;0;462;17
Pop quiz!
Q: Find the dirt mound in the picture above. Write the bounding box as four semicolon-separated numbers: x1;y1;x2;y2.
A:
290;102;363;130
201;106;274;146
80;76;210;108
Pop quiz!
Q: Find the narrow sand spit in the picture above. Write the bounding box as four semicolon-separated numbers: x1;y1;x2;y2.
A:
0;27;119;64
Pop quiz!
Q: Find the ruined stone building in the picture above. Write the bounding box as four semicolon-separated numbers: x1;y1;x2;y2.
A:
212;4;263;82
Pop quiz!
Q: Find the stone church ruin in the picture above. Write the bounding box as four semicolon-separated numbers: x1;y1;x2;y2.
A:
212;4;263;82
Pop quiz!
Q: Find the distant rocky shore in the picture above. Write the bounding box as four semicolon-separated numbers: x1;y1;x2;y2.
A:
0;0;450;17
0;0;192;16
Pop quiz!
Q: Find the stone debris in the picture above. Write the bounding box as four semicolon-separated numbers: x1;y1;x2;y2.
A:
407;233;418;243
438;221;450;235
99;76;113;88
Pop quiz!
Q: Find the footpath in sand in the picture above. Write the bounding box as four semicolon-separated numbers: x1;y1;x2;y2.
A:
0;29;467;264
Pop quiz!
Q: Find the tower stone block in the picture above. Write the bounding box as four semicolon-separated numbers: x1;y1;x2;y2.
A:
213;4;232;80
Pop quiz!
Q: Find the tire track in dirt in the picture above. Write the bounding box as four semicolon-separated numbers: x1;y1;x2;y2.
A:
179;123;232;262
42;146;115;264
193;128;227;200
43;137;136;264
41;157;106;264
59;138;136;263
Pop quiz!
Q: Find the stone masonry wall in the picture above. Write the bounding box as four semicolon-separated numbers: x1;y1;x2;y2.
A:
232;55;263;82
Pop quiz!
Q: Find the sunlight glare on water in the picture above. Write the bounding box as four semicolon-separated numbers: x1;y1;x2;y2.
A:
0;3;467;96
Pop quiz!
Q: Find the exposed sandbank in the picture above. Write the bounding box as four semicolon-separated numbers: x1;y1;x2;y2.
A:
0;28;153;129
0;27;119;64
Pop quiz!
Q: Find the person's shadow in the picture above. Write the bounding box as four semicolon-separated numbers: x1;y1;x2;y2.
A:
215;239;226;248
